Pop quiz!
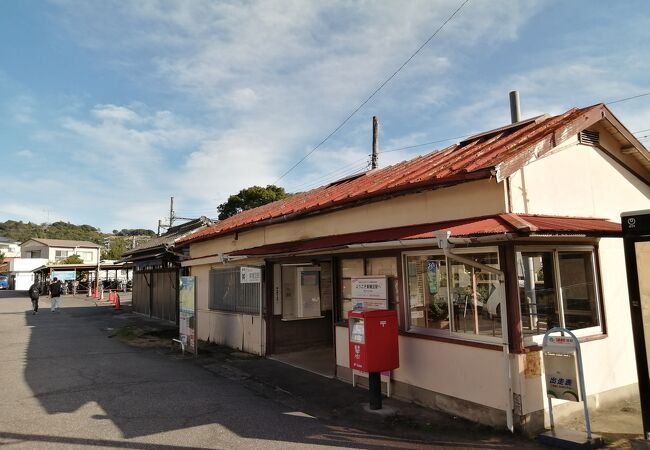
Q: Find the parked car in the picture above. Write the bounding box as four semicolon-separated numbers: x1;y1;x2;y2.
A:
0;275;8;290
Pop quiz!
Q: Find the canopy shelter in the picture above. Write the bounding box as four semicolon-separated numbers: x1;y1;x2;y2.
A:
32;262;133;294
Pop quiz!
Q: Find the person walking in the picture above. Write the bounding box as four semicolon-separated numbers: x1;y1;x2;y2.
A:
50;277;62;312
28;281;40;315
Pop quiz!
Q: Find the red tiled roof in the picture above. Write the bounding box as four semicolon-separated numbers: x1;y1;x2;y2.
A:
181;103;638;245
226;214;621;256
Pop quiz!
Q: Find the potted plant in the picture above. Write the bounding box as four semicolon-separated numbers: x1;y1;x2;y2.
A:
428;298;449;329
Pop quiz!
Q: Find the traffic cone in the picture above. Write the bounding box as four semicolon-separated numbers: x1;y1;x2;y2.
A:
108;290;114;303
114;294;121;311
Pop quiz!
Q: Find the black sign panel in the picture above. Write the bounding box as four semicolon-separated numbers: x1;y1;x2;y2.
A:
622;210;650;440
622;210;650;237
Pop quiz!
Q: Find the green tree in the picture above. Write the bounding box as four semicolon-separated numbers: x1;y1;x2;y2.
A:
102;237;130;260
61;254;84;264
217;185;289;220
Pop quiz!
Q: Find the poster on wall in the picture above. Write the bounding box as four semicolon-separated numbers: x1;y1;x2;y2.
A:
426;260;438;294
179;276;197;354
351;276;388;310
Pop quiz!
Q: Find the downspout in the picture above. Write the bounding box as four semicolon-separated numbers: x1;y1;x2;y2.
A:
434;231;515;433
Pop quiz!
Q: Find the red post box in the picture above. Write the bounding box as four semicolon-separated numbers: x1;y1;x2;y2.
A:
348;309;399;373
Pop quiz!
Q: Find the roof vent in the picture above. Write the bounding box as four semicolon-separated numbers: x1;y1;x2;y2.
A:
579;129;600;146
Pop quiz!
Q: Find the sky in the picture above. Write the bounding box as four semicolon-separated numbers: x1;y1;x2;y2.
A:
1;0;649;233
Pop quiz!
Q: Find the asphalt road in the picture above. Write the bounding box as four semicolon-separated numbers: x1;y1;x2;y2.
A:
0;291;463;450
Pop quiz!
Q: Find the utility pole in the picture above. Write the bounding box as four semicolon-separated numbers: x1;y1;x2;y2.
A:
157;219;162;237
169;196;175;228
371;116;379;170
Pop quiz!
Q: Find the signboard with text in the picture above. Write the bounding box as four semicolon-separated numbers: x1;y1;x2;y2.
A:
240;266;262;284
543;335;581;401
179;276;197;354
351;276;388;310
51;270;76;281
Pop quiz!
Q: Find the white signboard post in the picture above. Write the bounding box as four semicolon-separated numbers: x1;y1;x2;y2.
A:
179;276;197;355
351;276;388;310
540;327;602;447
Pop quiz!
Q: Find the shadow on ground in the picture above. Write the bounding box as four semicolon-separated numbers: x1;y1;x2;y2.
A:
7;291;547;448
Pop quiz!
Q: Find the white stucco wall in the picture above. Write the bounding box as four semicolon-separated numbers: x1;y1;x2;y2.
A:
336;327;508;411
509;132;650;417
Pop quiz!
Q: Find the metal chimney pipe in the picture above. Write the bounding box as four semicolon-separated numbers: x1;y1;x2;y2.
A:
509;91;521;124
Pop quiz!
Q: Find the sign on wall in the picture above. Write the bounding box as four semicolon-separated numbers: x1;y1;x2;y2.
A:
179;276;197;354
51;270;76;281
351;276;388;310
240;266;262;284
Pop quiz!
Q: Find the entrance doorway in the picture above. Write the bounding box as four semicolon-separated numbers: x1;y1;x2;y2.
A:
268;261;335;378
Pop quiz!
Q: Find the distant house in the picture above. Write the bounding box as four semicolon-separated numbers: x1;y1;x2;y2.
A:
20;238;100;264
0;237;21;258
178;103;650;433
122;217;212;323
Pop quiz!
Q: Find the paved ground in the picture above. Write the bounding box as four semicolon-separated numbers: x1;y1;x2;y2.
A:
0;290;638;449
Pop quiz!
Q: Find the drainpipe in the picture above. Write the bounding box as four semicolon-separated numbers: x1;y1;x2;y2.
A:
434;231;515;433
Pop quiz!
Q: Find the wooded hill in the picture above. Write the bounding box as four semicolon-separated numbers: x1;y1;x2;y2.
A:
0;220;154;244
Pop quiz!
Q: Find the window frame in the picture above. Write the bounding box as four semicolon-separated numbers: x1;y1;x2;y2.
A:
515;244;603;346
402;246;503;345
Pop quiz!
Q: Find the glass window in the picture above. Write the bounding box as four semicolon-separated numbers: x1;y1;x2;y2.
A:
558;252;599;330
448;252;502;338
517;251;558;336
517;248;601;338
281;265;322;320
404;250;502;339
340;259;364;319
55;250;70;261
406;255;449;331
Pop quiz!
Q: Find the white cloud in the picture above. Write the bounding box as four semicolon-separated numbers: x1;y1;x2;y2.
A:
92;104;140;122
16;149;34;158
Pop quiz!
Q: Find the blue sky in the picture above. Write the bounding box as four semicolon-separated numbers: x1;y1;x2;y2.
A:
1;0;649;232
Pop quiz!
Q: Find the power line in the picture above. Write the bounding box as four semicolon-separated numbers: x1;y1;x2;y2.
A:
606;91;650;105
633;128;650;134
290;161;371;192
287;155;370;191
273;0;470;184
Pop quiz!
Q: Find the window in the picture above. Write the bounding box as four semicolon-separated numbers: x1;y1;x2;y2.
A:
55;250;70;261
28;250;42;258
281;265;322;320
209;267;261;314
404;249;503;341
78;251;93;262
517;247;601;341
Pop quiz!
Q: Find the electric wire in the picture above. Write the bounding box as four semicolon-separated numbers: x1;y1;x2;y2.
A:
290;161;371;192
606;91;650;105
272;0;470;184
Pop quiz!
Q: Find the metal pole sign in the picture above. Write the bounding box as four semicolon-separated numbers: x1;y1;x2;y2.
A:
542;327;592;439
622;209;650;441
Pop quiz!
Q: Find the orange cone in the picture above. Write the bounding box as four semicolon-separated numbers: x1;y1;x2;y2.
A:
114;294;121;311
108;290;114;303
